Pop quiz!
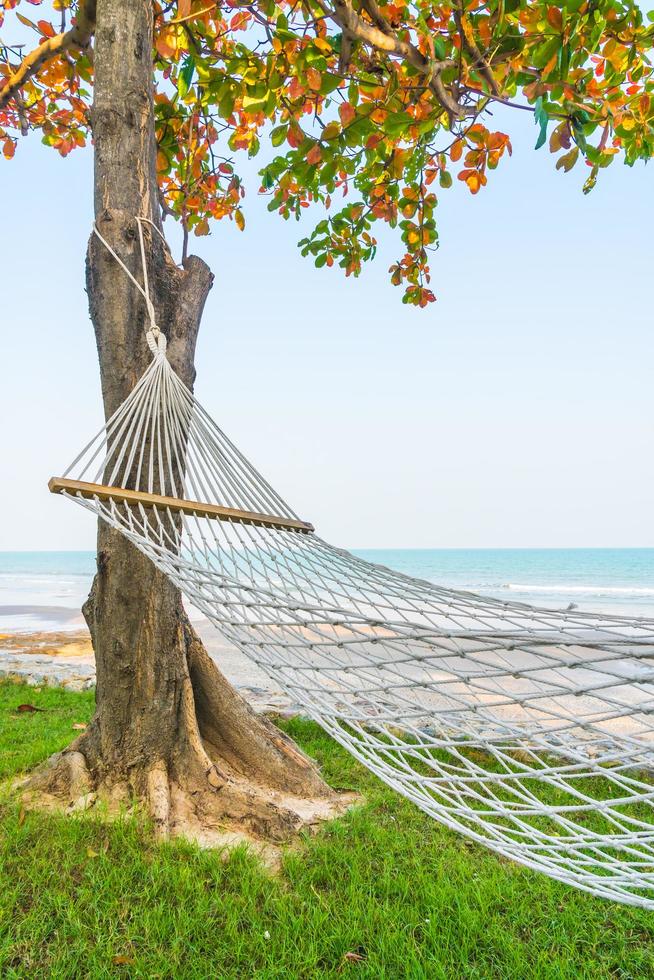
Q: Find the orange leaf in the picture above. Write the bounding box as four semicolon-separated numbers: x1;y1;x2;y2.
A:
306;144;322;165
487;131;509;150
450;140;463;162
547;7;563;30
464;171;486;194
306;67;322;92
230;11;249;30
339;102;356;126
3;139;15;160
289;76;305;100
287;125;303;148
37;19;56;37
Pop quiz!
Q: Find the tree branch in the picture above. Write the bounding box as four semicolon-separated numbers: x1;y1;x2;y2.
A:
0;0;96;111
322;0;474;118
453;6;500;97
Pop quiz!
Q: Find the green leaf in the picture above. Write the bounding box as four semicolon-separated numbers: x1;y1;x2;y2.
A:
319;73;342;96
583;165;598;194
571;117;587;153
270;125;288;147
533;96;547;128
434;37;447;60
242;94;267;112
558;42;570;78
383;112;412;137
531;37;559;70
218;91;235;120
535;117;548;150
177;56;195;99
533;98;549;150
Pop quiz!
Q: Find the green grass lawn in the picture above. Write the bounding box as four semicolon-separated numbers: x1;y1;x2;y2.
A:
1;681;653;978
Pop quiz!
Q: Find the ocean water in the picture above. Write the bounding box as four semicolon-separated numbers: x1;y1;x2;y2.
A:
356;548;654;618
0;552;95;631
0;549;653;632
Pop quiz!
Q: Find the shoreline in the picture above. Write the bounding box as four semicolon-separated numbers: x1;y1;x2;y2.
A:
0;623;300;715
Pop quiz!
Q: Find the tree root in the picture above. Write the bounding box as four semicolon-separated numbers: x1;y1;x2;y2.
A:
21;735;357;863
19;584;359;859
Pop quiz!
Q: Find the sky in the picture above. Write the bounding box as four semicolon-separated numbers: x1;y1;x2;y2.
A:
0;106;652;551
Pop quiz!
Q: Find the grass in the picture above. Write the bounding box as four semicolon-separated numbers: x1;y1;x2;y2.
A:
1;681;654;978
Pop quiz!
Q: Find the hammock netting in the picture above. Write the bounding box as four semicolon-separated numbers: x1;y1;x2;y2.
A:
53;328;654;909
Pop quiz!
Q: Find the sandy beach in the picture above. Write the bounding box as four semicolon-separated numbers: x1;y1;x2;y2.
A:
0;619;299;715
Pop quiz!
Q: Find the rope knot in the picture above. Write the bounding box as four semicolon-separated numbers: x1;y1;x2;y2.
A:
146;329;167;356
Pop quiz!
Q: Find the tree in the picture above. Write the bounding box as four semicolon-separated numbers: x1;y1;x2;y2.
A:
2;0;652;842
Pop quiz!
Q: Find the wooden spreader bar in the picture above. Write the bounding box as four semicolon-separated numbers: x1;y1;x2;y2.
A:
48;478;314;534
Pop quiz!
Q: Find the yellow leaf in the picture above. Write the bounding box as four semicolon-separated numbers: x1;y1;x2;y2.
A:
235;209;245;231
156;27;177;59
16;12;37;29
322;121;340;141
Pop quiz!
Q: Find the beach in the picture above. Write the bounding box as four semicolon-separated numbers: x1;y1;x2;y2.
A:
2;549;653;707
0;621;297;713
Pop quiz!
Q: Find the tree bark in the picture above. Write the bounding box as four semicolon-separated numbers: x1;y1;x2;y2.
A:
25;0;347;846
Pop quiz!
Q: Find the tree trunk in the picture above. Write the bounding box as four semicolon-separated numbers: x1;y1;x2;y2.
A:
25;0;347;847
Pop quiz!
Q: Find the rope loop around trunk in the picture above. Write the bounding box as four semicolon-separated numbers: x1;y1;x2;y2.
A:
92;216;168;348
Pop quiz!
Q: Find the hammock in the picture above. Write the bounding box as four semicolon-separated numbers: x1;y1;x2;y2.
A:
50;221;654;908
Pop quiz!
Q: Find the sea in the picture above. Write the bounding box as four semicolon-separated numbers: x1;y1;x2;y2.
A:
0;548;653;633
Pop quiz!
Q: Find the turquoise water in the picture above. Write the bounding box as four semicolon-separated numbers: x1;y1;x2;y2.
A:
357;548;654;616
0;549;653;631
0;551;95;630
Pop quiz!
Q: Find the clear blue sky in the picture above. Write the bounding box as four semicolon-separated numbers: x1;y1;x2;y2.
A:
1;106;652;550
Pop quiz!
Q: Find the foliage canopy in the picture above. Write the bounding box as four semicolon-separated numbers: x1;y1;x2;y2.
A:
1;0;653;304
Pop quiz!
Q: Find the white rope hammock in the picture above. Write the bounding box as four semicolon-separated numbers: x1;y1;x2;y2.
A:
50;221;654;908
